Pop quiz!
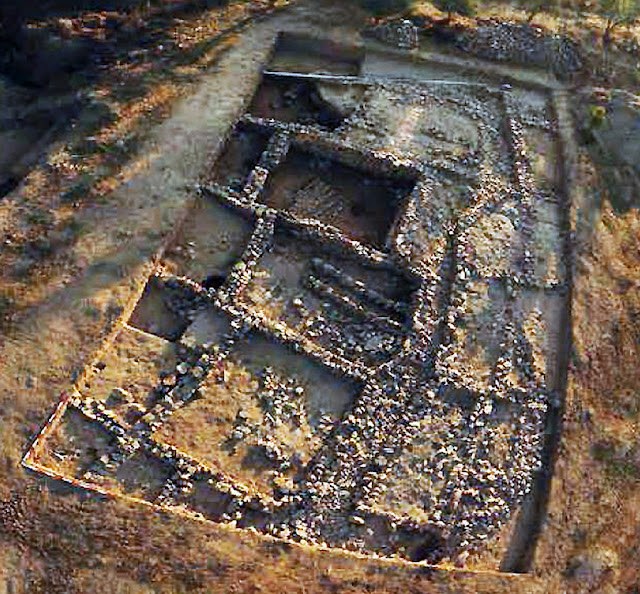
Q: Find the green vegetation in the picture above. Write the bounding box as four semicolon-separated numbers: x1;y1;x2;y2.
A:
513;0;560;23
432;0;475;20
82;302;102;320
588;104;608;130
60;176;93;204
597;0;640;73
25;207;54;227
592;438;640;482
600;0;640;33
0;293;13;320
359;0;412;16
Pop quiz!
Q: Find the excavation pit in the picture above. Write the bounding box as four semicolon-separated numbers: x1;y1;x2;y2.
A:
238;225;417;367
77;325;181;411
163;193;254;283
177;472;240;522
248;75;351;130
260;147;416;250
268;32;364;76
212;121;273;191
114;450;174;501
24;33;574;572
39;407;117;480
154;329;361;499
128;275;196;341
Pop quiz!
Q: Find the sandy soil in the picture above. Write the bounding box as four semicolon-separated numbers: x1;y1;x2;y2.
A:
1;1;639;593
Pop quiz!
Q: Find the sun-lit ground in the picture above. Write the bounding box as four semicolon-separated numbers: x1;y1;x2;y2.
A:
0;0;639;592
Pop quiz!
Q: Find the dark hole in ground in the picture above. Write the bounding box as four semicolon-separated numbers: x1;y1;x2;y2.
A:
261;147;415;250
201;273;226;290
241;444;283;472
248;76;346;131
269;31;364;76
212;121;272;191
236;506;271;531
438;386;477;410
349;201;366;217
0;176;20;200
115;450;173;500
177;472;236;521
405;529;446;563
422;21;466;45
128;275;199;341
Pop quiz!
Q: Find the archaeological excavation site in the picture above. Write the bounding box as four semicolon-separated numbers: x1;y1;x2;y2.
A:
22;27;573;572
2;1;638;592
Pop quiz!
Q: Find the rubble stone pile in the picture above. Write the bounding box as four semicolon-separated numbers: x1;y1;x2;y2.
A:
457;20;584;80
365;19;419;50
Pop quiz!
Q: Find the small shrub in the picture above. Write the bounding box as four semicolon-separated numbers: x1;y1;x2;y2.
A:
359;0;412;17
513;0;560;23
592;438;640;480
432;0;475;19
588;104;608;129
0;292;16;328
60;177;92;204
0;293;13;317
26;207;53;226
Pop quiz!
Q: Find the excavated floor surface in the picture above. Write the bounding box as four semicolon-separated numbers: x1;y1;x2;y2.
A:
11;13;585;585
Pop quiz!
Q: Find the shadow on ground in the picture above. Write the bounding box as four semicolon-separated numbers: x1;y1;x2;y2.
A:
0;0;249;202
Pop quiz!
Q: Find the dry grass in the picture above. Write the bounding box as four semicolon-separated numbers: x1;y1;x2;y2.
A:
0;0;286;332
405;0;640;89
531;135;640;592
1;0;639;592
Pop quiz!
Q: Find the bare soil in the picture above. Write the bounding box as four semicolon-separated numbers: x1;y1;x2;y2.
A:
261;147;414;249
1;0;639;592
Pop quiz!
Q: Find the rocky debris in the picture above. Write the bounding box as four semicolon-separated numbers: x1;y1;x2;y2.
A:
42;66;563;564
105;387;132;408
317;83;365;118
257;129;291;171
256;367;306;429
256;77;347;129
457;20;583;80
364;19;419;50
309;258;408;320
217;297;374;383
217;212;277;304
337;81;499;184
304;274;403;332
501;90;537;285
70;394;273;517
142;326;250;431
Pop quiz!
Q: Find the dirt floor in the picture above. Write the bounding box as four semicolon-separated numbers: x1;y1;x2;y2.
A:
1;0;640;593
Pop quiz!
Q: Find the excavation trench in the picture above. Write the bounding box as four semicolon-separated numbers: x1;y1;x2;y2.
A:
18;23;580;572
500;95;574;573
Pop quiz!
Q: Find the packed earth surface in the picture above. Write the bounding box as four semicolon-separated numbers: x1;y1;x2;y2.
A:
1;1;639;593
